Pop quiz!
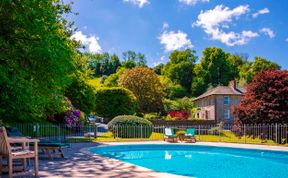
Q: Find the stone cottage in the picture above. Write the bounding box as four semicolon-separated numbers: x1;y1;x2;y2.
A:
193;81;245;123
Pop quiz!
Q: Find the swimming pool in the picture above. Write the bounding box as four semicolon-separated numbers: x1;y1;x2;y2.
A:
88;144;288;178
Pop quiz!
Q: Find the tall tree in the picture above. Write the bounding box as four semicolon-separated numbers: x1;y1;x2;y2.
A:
119;67;164;113
239;57;280;84
122;50;147;68
228;53;248;80
0;0;77;122
88;52;121;76
233;70;288;124
162;49;197;93
192;47;233;96
153;63;164;75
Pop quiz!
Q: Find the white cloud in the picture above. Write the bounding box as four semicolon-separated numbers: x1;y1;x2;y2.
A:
72;31;102;53
152;61;162;67
193;5;259;46
159;29;193;52
179;0;209;6
162;23;169;30
160;56;165;61
252;8;269;18
260;28;275;38
123;0;149;8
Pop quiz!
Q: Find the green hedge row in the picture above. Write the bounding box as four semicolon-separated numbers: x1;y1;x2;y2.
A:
108;115;153;138
94;87;137;121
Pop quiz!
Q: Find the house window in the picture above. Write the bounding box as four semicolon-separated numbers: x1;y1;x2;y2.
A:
208;99;211;105
224;96;230;105
224;109;230;120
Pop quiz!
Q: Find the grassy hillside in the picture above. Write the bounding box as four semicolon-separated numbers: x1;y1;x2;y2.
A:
88;77;103;89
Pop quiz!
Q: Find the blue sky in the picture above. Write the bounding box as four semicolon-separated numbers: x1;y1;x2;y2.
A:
67;0;288;69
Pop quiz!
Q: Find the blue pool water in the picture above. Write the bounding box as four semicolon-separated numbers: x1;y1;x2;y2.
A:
89;144;288;178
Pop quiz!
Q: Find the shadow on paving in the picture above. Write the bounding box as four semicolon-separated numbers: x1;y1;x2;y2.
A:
2;143;158;178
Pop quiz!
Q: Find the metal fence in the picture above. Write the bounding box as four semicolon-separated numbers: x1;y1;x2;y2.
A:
9;123;288;145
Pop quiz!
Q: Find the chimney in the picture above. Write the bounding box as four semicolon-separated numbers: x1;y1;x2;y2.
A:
229;80;236;90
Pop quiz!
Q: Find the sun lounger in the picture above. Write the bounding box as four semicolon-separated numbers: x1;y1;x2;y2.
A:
184;128;196;143
164;128;177;142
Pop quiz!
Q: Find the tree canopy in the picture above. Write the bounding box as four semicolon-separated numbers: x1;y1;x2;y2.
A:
0;0;77;122
119;67;164;113
233;70;288;124
192;47;234;96
162;49;197;93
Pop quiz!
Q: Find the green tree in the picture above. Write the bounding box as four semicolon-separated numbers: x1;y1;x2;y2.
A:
228;54;248;80
0;0;77;122
94;87;137;120
162;49;197;93
87;52;121;76
193;47;233;96
119;67;164;113
65;77;96;114
122;50;147;68
103;67;126;87
239;57;280;84
153;63;164;75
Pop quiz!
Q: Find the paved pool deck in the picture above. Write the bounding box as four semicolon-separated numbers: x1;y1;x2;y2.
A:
3;141;288;177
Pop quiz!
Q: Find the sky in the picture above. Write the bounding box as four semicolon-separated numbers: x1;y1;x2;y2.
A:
66;0;288;69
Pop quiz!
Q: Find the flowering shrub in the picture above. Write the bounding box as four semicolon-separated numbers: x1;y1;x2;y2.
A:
48;97;83;129
64;109;83;129
167;110;190;120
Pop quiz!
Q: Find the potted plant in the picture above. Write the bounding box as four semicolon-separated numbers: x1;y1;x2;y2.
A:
176;130;186;142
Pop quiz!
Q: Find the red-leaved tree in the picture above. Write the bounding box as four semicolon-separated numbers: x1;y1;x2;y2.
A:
233;70;288;124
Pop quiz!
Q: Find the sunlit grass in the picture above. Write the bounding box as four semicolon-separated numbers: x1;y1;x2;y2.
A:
64;130;288;146
88;77;102;89
198;131;276;145
94;132;164;142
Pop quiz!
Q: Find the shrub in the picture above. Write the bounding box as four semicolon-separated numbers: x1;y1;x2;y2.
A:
119;67;164;113
169;85;188;99
65;77;96;114
103;73;119;87
167;110;190;120
108;115;153;138
163;98;194;113
165;115;175;121
103;67;127;87
94;87;136;121
143;113;162;120
50;98;83;129
162;77;188;99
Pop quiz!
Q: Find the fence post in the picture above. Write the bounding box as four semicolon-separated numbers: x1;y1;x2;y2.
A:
141;125;143;138
275;123;278;144
244;124;246;144
198;125;201;141
94;123;97;139
219;124;221;142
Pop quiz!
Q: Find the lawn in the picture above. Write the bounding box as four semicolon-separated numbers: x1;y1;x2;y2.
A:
88;77;103;89
65;130;287;146
65;132;164;142
198;130;277;145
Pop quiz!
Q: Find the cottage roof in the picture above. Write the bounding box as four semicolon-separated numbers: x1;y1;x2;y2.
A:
193;85;244;101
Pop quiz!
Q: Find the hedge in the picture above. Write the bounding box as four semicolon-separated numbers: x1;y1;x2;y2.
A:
94;87;136;121
107;115;153;138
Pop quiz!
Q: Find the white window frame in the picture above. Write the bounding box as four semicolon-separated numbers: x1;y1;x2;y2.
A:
224;96;230;105
224;109;230;120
